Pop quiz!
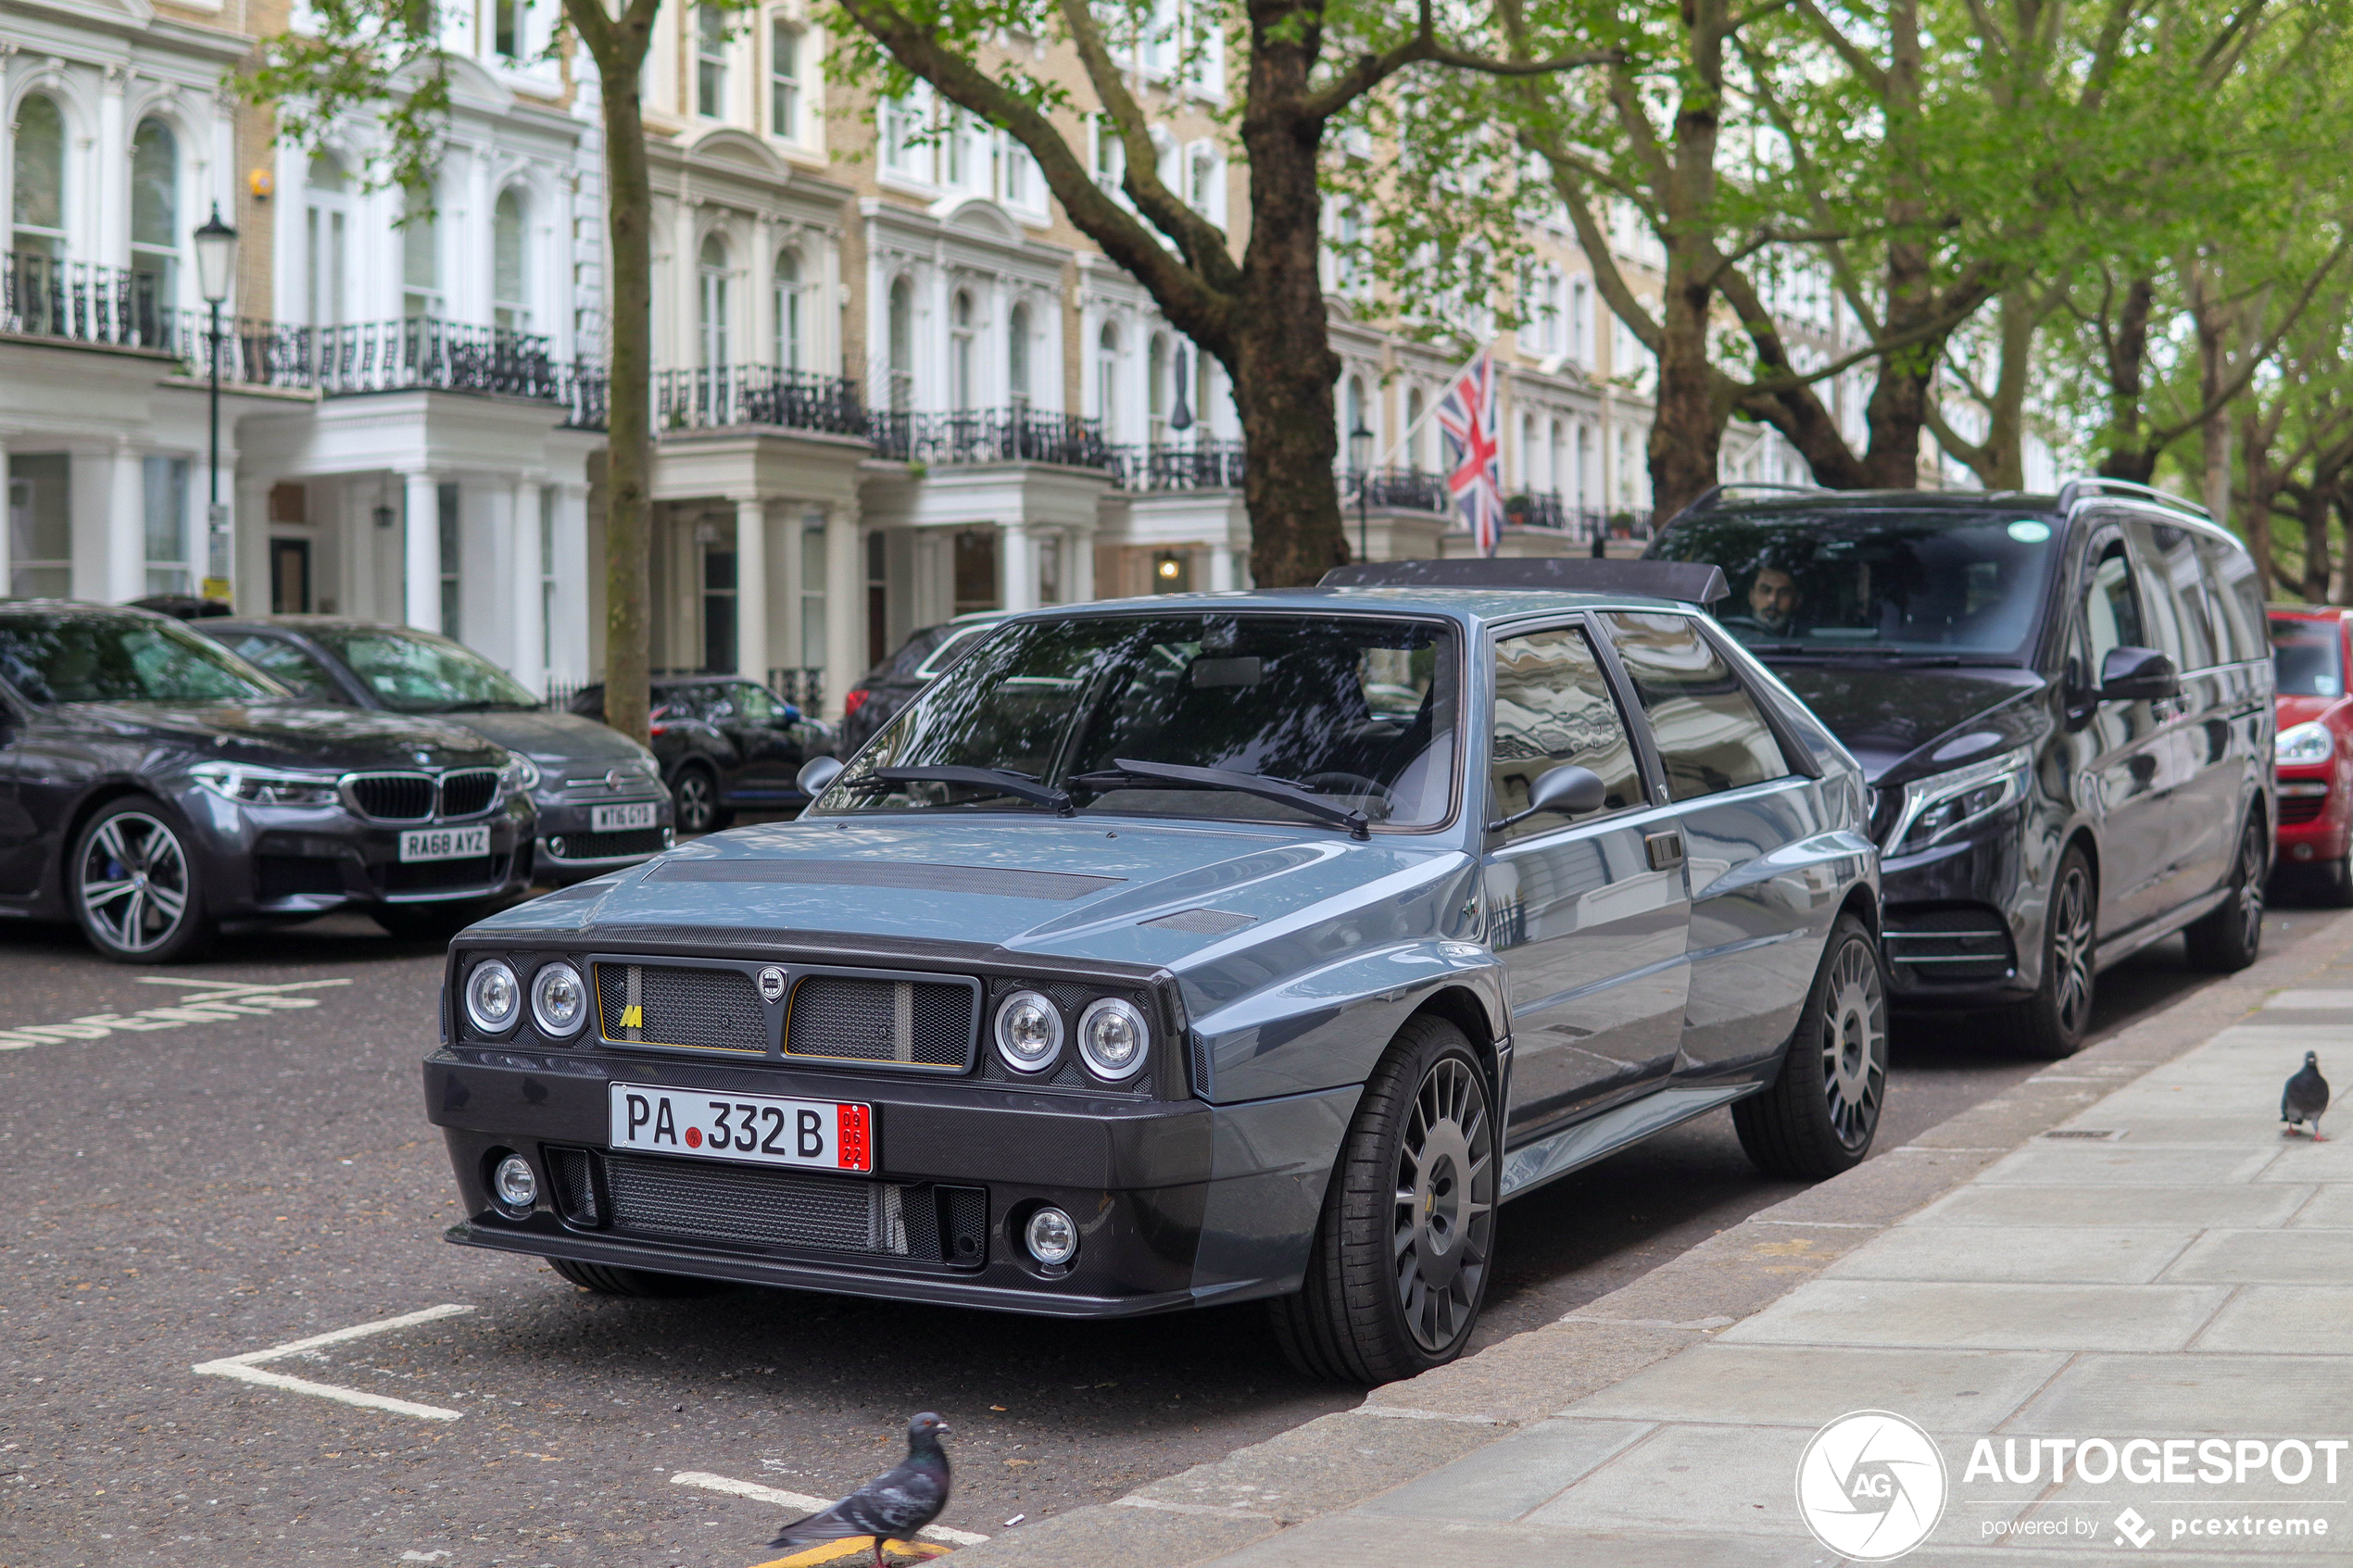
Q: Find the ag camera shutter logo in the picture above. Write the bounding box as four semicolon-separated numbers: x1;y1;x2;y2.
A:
1796;1410;1949;1560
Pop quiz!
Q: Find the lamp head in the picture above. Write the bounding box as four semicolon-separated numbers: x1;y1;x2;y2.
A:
194;206;239;305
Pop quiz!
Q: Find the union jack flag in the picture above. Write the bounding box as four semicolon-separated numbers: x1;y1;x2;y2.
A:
1435;346;1504;556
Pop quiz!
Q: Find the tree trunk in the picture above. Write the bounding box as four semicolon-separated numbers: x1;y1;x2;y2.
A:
2236;403;2281;591
1644;2;1730;524
595;44;654;746
2193;267;2233;521
1859;0;1932;488
2298;483;2332;605
1980;290;2035;491
2096;276;2158;483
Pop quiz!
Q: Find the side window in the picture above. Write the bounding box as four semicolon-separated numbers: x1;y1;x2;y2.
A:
226;634;341;701
2083;545;2145;669
2196;533;2263;663
2130;521;2215;670
731;682;782;721
1600;612;1791;801
1490;624;1643;839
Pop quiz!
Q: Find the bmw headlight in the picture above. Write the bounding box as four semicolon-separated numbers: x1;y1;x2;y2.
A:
994;990;1063;1073
465;959;521;1034
501;755;543;793
1076;997;1150;1082
2278;721;2335;766
1886;747;2033;858
189;762;342;808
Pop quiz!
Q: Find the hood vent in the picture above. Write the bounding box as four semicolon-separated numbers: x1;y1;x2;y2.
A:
1141;908;1256;935
645;859;1123;901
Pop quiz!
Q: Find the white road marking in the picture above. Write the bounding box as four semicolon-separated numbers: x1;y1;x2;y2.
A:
0;977;352;1051
193;1303;474;1421
668;1472;988;1545
2265;989;2353;1010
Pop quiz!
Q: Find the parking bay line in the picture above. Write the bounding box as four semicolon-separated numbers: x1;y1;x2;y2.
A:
193;1303;475;1420
0;976;351;1051
670;1472;988;1547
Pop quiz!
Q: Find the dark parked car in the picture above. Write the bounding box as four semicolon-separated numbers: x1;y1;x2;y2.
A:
837;612;1007;757
425;559;1881;1383
2268;605;2353;902
566;676;835;832
1649;478;2273;1058
0;603;535;958
190;618;673;885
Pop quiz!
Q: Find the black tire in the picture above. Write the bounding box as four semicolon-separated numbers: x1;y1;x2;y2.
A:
69;795;211;962
2009;845;2096;1060
2185;809;2267;972
372;898;498;944
547;1256;732;1298
671;764;726;834
1733;913;1888;1180
1268;1014;1497;1385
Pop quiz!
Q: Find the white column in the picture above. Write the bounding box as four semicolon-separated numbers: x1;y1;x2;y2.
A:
823;502;863;719
403;470;441;633
0;444;11;595
1209;546;1236;594
1069;525;1096;604
735;495;769;681
107;443;145;603
553;482;591;683
778;507;806;681
233;474;269;613
1000;521;1036;613
510;479;545;692
96;72;128;267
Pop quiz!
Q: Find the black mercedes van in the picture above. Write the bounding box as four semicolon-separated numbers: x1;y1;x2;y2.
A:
1650;479;2272;1057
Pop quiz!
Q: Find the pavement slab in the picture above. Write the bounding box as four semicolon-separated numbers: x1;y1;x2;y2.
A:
1821;1223;2202;1284
1906;1183;2315;1230
1562;1344;2070;1429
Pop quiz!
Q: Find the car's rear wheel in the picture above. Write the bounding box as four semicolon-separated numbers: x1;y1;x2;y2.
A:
1733;913;1887;1179
2185;810;2266;972
2010;845;2095;1059
547;1257;732;1298
672;763;728;834
373;899;498;944
70;797;210;962
1269;1014;1496;1385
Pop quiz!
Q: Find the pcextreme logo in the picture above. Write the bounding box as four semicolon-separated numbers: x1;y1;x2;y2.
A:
1796;1410;1950;1561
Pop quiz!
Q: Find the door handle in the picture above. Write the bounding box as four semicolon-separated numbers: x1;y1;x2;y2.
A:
1645;830;1684;871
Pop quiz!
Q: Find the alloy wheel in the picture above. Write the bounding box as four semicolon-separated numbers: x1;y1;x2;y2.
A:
674;771;715;834
1390;1056;1494;1353
2236;817;2266;949
1818;936;1887;1151
79;812;192;955
2048;863;2095;1039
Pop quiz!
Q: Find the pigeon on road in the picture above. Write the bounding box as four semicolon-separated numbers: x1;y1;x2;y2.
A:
2284;1051;2331;1141
769;1411;952;1568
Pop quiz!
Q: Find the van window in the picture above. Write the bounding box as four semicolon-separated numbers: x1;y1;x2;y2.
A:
2197;534;2265;662
1490;624;1643;838
2129;521;2216;671
1600;612;1790;801
2083;546;2145;670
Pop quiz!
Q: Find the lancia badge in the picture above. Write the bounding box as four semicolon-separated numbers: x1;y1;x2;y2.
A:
757;966;787;1003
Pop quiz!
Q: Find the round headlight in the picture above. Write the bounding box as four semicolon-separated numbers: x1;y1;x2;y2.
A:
492;1152;537;1212
531;960;586;1037
994;990;1063;1073
1025;1206;1078;1267
2279;721;2335;765
1076;997;1149;1082
465;959;521;1034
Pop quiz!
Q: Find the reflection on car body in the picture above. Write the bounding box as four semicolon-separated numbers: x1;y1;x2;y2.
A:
423;560;1881;1385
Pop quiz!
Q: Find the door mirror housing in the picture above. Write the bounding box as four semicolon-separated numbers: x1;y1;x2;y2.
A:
1488;763;1608;833
797;755;844;797
2098;646;2179;702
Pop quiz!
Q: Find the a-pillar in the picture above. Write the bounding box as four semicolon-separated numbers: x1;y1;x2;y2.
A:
1000;521;1037;613
402;470;442;633
510;478;545;694
822;501;863;720
735;495;769;684
106;441;145;603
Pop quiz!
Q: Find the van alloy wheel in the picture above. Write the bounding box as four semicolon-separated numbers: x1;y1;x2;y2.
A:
2046;860;2095;1041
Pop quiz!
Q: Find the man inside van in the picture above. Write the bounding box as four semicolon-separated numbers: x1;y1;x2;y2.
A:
1749;565;1806;636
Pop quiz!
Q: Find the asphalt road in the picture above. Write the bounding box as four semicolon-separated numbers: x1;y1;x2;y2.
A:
0;895;2318;1568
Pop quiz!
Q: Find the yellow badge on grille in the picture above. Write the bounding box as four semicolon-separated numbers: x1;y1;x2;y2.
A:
621;1004;643;1028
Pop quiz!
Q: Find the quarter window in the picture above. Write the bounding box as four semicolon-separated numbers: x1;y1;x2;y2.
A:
2082;545;2145;671
2130;521;2216;671
1601;613;1790;800
1490;625;1643;839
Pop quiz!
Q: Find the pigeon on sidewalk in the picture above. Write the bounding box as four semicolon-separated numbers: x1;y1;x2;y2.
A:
2284;1051;2331;1141
769;1412;952;1568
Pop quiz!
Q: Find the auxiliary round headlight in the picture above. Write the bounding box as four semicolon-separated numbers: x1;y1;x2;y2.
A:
1076;997;1149;1082
492;1153;537;1212
465;959;521;1034
531;960;586;1037
1026;1206;1078;1267
994;990;1063;1073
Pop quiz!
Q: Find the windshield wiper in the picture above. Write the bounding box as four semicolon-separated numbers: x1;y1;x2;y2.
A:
867;764;1074;815
1075;758;1371;840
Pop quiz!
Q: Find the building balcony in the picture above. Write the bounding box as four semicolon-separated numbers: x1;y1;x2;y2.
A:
655;365;866;438
871;407;1116;472
1112;438;1248;491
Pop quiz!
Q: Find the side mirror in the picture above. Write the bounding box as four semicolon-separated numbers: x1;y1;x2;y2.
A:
2098;646;2179;702
1488;763;1607;833
797;755;845;797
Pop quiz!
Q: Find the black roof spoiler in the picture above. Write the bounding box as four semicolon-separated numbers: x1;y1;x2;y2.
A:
1320;558;1729;605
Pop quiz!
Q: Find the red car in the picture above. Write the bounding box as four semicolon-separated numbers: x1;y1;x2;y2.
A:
2271;606;2353;900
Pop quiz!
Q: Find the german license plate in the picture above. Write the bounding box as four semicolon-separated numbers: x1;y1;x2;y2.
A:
609;1084;874;1172
397;825;490;862
592;801;659;832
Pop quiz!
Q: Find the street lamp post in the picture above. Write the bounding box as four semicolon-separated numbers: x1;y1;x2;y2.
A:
193;207;238;603
1348;420;1373;564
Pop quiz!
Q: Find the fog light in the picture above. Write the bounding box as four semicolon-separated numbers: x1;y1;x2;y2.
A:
493;1153;537;1212
547;836;567;857
1025;1206;1077;1266
2295;843;2315;861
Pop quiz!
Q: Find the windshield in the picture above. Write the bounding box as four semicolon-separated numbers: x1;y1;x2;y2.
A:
314;628;540;712
815;612;1460;830
0;616;285;704
2271;616;2345;697
1654;508;2059;660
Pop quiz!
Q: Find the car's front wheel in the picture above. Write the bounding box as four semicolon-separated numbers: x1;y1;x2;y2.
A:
547;1257;731;1298
71;796;210;962
1733;912;1887;1179
1269;1014;1496;1385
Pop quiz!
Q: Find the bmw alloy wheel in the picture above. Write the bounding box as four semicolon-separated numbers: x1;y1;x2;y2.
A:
78;810;193;957
1392;1056;1495;1354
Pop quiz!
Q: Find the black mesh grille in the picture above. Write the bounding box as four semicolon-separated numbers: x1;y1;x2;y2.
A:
382;853;507;893
603;1154;915;1255
2284;795;2328;826
440;770;499;818
547;1147;599;1225
941;1185;988;1265
595;962;767;1053
348;772;434;821
786;978;973;1068
257;855;343;900
553;828;668;859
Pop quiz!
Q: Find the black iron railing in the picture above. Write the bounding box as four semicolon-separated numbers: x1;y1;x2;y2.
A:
1112;439;1248;491
655;365;866;436
554;363;608;430
869;407;1114;471
767;667;824;711
2;251;174;349
309;318;557;397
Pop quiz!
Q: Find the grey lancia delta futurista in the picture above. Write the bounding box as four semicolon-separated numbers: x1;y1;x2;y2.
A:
424;559;1883;1382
